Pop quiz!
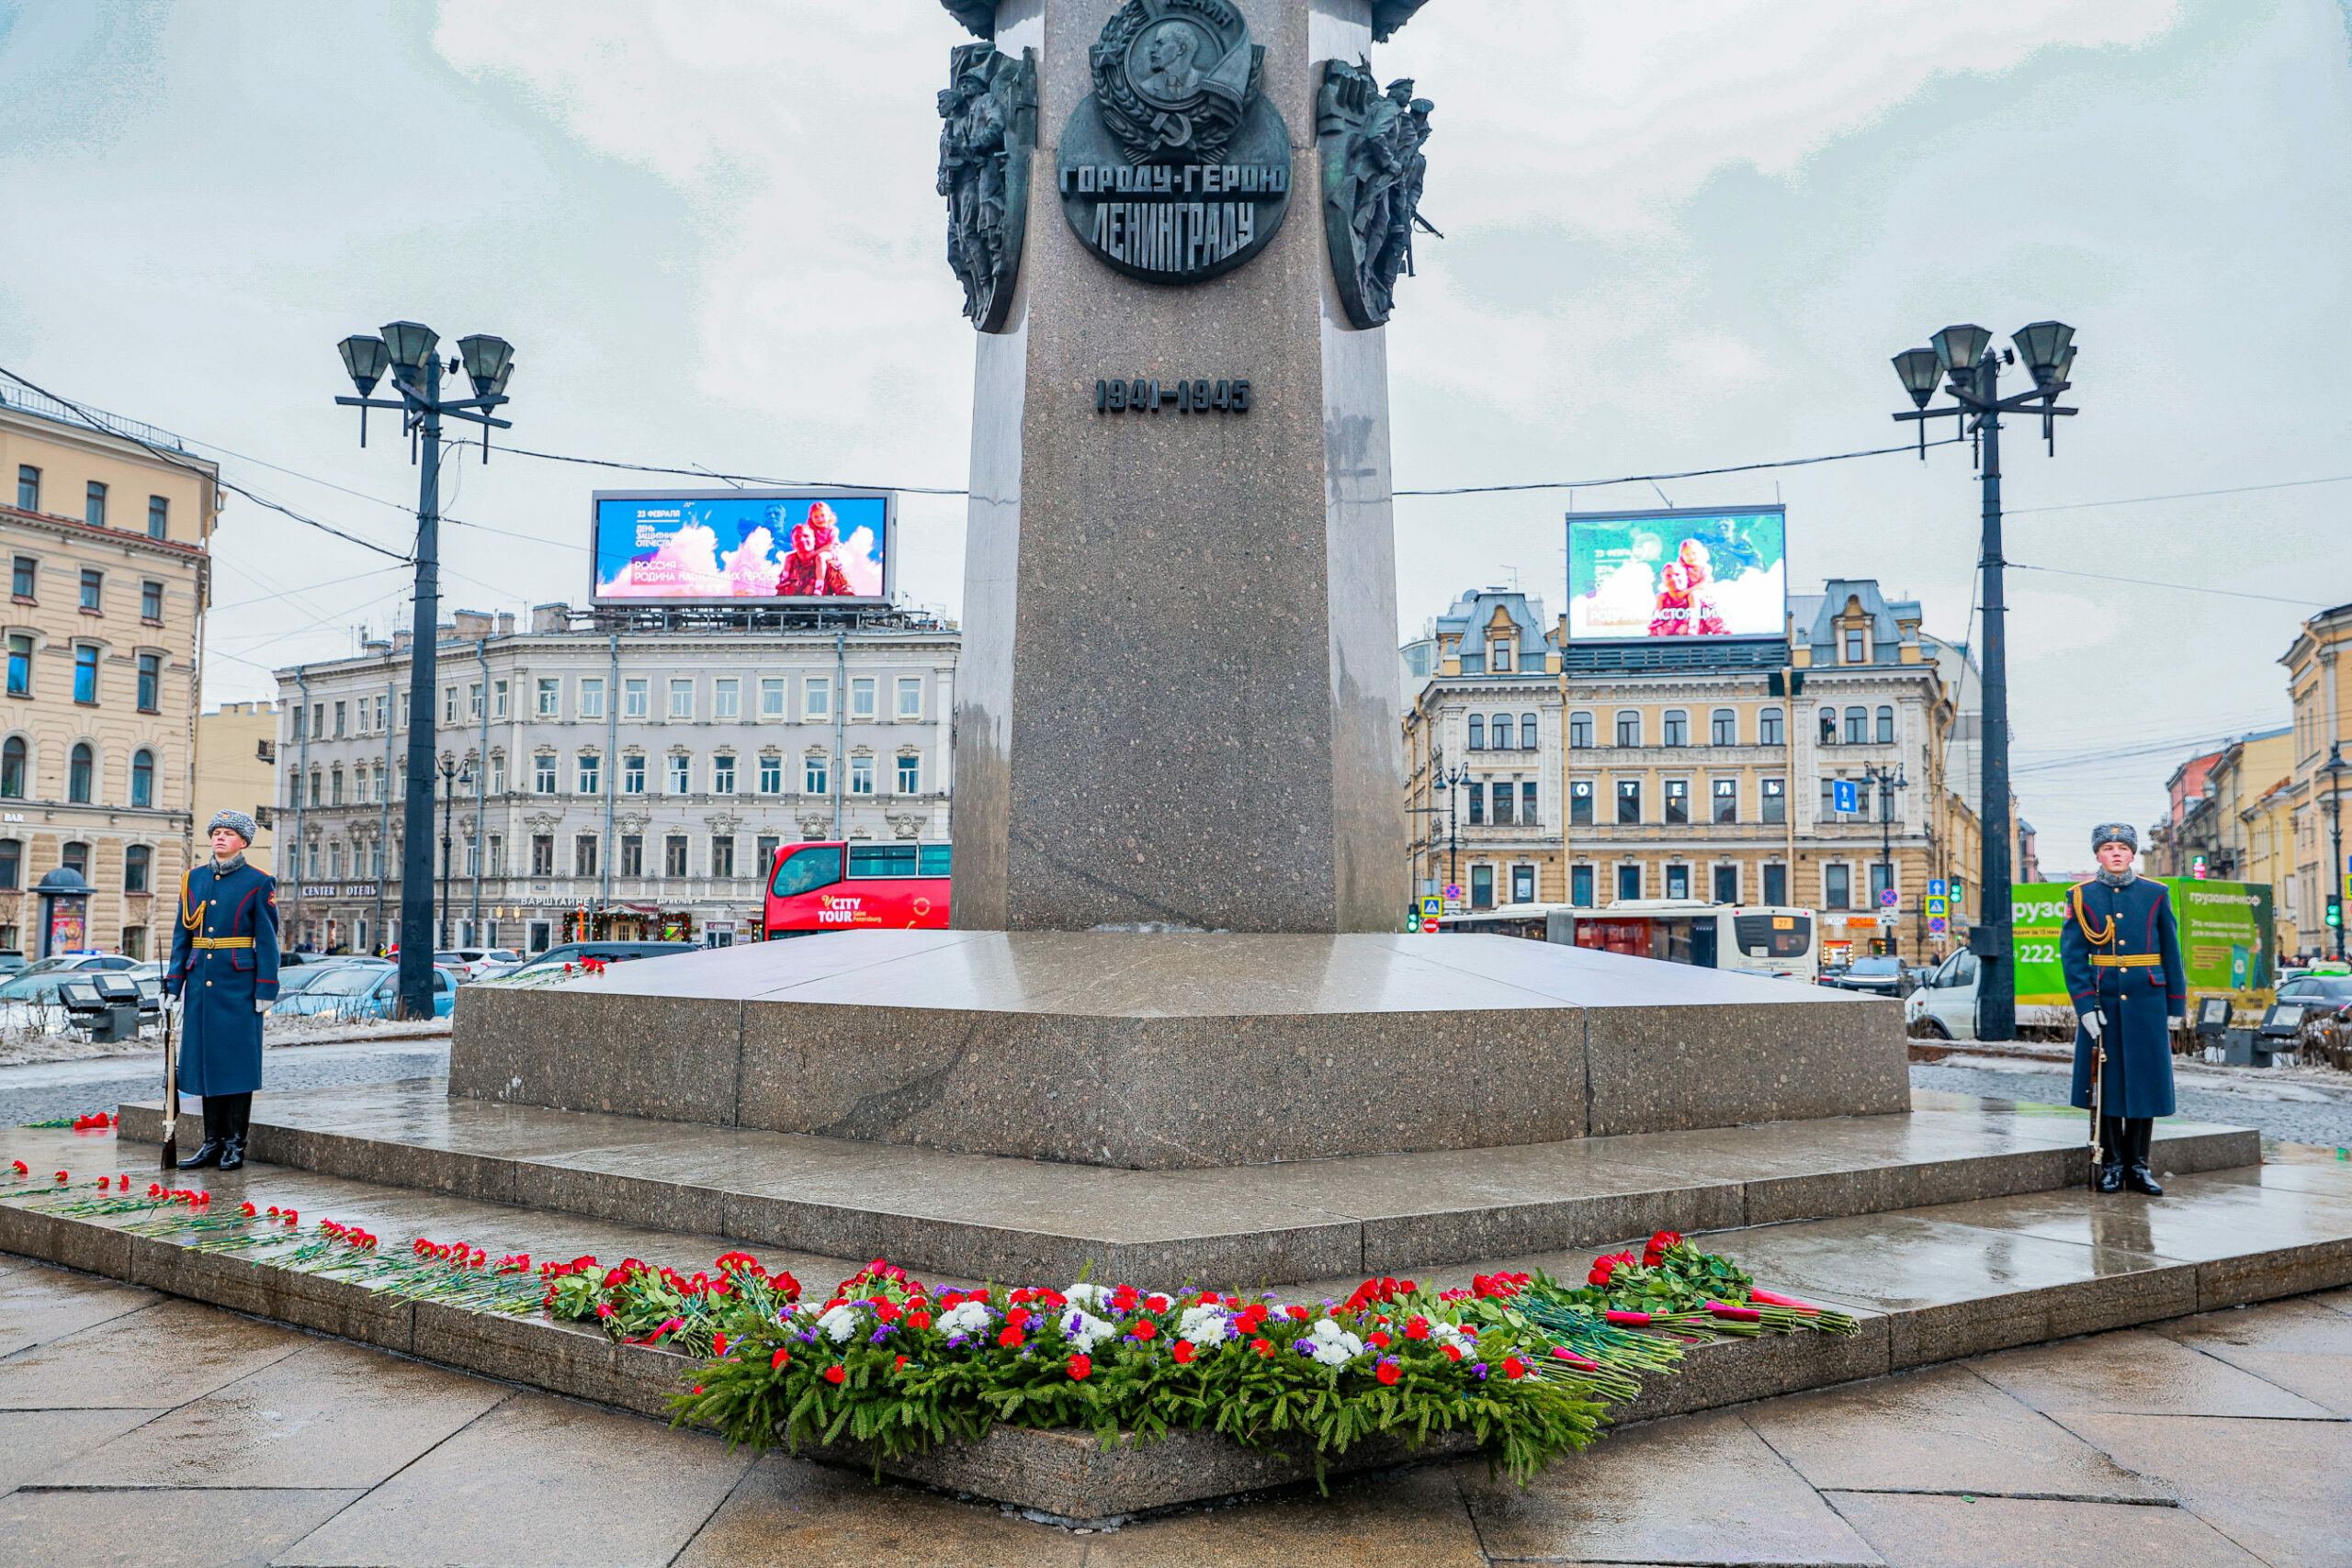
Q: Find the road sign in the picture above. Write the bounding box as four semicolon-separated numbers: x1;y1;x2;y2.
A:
1420;896;1442;922
1929;916;1948;933
1832;780;1858;814
1928;879;1947;898
1443;884;1462;902
1877;888;1897;908
1926;897;1948;918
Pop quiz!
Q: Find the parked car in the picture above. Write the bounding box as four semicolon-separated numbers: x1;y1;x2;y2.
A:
0;953;27;976
16;952;142;976
492;942;700;982
274;958;394;998
431;948;523;981
1821;955;1906;998
270;964;458;1021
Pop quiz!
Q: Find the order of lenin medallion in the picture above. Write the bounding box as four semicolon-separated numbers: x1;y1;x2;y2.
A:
1057;0;1291;285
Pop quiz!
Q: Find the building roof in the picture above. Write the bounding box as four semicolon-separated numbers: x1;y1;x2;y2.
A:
1430;586;1548;648
1793;580;1923;665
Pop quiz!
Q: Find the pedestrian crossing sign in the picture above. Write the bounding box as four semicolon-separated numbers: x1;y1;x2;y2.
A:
1926;897;1948;918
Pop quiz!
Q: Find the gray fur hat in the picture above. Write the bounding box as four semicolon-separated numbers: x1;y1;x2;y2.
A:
2090;821;2138;852
207;809;259;845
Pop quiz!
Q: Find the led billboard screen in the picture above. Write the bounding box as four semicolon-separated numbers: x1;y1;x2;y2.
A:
1566;506;1786;642
591;490;893;605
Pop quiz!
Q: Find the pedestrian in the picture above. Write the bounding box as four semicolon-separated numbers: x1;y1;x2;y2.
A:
163;810;280;1171
2062;822;2184;1194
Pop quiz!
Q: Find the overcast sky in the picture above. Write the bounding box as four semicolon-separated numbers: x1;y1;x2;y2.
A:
2;0;2346;863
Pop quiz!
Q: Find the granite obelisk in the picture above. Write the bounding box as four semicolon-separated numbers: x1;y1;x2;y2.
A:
946;0;1424;933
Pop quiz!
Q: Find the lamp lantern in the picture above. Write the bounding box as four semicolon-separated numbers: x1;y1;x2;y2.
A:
379;321;440;373
1891;347;1942;409
456;334;514;399
1930;322;1992;378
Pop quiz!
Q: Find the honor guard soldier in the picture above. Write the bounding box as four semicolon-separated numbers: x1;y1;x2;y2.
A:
2062;822;2185;1194
164;810;280;1170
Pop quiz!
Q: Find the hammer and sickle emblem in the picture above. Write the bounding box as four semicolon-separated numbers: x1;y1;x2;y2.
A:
1150;111;1193;149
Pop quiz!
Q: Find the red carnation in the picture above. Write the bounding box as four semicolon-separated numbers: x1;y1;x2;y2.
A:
997;1325;1025;1349
1250;1337;1275;1358
1172;1341;1196;1364
1132;1320;1157;1341
907;1310;933;1330
1067;1353;1092;1380
713;1334;729;1358
771;1347;791;1370
1442;1344;1463;1361
894;1354;907;1371
1367;1330;1391;1349
1375;1359;1402;1386
823;1364;846;1384
1404;1316;1430;1340
1587;1251;1634;1288
1284;1304;1309;1321
1502;1356;1527;1379
1111;1285;1139;1311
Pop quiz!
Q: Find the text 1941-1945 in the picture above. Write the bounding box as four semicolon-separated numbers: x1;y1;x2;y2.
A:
1095;378;1251;414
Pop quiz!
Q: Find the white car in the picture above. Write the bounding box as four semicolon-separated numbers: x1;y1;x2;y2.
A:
1906;949;2084;1040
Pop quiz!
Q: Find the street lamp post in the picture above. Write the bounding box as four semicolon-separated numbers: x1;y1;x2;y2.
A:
2325;744;2348;962
1887;321;2077;1040
1864;761;1908;954
436;756;472;950
334;323;514;1019
1433;761;1467;897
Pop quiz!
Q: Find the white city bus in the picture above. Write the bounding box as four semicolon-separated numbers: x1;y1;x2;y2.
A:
1435;899;1819;980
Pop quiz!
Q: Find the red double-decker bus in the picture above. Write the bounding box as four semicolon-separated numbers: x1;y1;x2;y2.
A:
762;840;951;937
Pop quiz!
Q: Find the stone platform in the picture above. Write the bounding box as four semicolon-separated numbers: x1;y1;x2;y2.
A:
116;1083;2257;1285
448;931;1905;1168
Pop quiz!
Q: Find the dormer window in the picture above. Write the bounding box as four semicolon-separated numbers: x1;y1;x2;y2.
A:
1843;627;1866;663
1489;637;1513;672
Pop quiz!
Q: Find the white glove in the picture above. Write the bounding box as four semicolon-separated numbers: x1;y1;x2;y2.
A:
2081;1010;2104;1042
254;998;271;1014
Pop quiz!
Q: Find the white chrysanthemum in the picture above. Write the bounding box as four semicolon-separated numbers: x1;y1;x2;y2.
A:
817;1303;862;1345
936;1301;993;1337
1062;1282;1114;1309
1059;1308;1117;1353
1306;1318;1364;1367
1177;1303;1229;1347
1430;1321;1475;1354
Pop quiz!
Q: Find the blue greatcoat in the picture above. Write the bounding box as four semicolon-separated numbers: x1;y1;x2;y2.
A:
2061;874;2184;1119
163;858;281;1097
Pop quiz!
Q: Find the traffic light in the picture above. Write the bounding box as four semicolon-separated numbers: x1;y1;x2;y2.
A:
2328;896;2343;931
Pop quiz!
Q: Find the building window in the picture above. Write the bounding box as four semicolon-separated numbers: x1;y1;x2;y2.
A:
1826;864;1850;909
1494;714;1515;750
713;753;737;795
1713;778;1736;823
466;683;482;721
329;841;345;879
1871;862;1894;901
1521;713;1539;751
0;837;17;888
461;838;475;877
1764;863;1787;905
1571;864;1594;907
443;686;457;725
806;677;831;718
15;467;37;513
575;835;598;877
851;753;875;795
1568;711;1592;749
85;481;107;527
851;677;877;719
1761;777;1785;824
10;557;34;601
898;677;923;719
624;678;649;717
1844;706;1867;745
1759;706;1783;746
579;678;604;719
534;754;556;794
1616;779;1641;824
897;753;920;794
1617;863;1641;902
712;835;735;878
762;678;786;719
535;678;559;718
1666;863;1690;900
1488;637;1513;673
1492;780;1514;826
578;752;601;795
1471;863;1496;907
715;678;740;719
1875;705;1894;745
333;699;348;738
805;754;829;795
1844;627;1865;663
147;496;168;539
0;738;21;797
78;569;103;613
303;840;319;880
1662;710;1688;747
486;754;503;795
124;650;157;714
623;754;645;794
662;678;689;718
1569;779;1593;826
1711;709;1736;746
309;769;322;807
620;834;642;876
1511;863;1535;903
330;766;344;805
669;753;692;794
664;835;689;877
68;742;94;803
1819;706;1838;745
60;840;87;877
1713;863;1738;904
530;835;554;876
1664;778;1688;825
756;835;781;882
1521;781;1538;825
5;636;28;696
760;754;783;794
1466;782;1485;825
1615;711;1640;747
1467;716;1485;750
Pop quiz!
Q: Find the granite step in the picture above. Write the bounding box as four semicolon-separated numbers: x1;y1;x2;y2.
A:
5;1120;2348;1521
113;1082;2260;1286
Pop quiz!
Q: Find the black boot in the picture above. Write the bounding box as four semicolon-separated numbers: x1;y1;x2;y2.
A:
178;1100;225;1170
2097;1115;2126;1193
217;1094;252;1172
2123;1118;2162;1195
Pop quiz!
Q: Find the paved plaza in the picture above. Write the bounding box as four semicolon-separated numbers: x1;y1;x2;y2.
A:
0;1250;2345;1567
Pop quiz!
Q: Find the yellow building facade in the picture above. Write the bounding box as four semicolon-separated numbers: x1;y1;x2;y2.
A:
194;701;280;875
2282;605;2352;958
0;388;218;959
